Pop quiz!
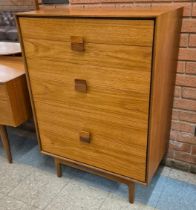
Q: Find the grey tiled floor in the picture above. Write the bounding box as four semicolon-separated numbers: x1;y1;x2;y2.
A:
0;127;196;210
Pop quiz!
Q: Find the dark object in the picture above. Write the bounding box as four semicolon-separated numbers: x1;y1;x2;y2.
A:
71;36;85;52
0;11;18;41
0;126;12;163
55;159;62;177
80;131;91;143
42;0;68;4
194;126;196;136
75;79;87;93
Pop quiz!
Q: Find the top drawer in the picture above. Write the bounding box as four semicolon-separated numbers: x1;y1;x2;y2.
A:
19;18;154;47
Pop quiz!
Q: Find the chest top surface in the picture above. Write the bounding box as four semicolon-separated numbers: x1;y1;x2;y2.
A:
16;7;182;18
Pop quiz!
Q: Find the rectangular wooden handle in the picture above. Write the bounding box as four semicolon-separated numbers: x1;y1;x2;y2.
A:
80;131;91;143
71;36;85;52
75;79;87;93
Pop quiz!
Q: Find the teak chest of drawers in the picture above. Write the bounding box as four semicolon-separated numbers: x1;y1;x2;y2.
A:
17;7;182;203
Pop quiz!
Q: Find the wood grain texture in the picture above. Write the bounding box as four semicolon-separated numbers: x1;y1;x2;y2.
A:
16;7;182;18
19;18;154;47
23;38;152;77
20;20;153;181
0;57;24;84
55;158;62;177
128;182;135;204
0;84;13;125
34;0;39;10
147;8;183;183
0;125;12;163
75;79;87;93
6;76;31;126
17;7;182;187
80;130;91;143
24;42;152;181
52;156;146;185
0;57;31;127
71;36;85;52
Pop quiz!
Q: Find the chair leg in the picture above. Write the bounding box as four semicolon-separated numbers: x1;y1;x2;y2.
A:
55;158;62;177
0;125;12;163
128;182;135;204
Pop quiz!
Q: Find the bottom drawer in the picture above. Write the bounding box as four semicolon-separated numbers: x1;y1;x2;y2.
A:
37;102;148;182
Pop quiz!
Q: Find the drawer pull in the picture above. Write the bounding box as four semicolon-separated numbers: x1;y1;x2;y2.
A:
71;36;85;52
75;79;87;93
80;131;91;143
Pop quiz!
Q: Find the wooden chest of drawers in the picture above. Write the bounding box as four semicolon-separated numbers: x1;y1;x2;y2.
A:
17;7;182;203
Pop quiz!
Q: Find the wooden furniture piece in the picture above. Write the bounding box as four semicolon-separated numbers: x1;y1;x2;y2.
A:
0;56;31;163
34;0;40;10
16;7;183;203
0;42;21;55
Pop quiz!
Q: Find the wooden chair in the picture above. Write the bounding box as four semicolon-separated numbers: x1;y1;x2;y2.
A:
0;1;65;162
0;56;31;163
0;1;38;163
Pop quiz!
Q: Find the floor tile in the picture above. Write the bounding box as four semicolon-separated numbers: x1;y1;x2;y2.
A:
0;158;32;194
8;169;70;209
18;146;54;173
100;191;156;210
139;175;167;205
5;127;37;161
78;172;118;192
169;168;196;185
101;173;169;210
0;195;39;210
0;127;37;166
45;178;110;210
18;146;86;180
158;166;171;177
1;128;196;210
61;164;87;180
156;177;196;210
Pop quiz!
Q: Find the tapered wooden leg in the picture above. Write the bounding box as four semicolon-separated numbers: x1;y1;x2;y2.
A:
0;125;12;163
128;182;135;204
34;0;40;10
55;158;62;177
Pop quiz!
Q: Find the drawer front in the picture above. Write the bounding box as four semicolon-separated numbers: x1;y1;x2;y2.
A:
21;18;153;182
0;85;13;125
19;18;154;47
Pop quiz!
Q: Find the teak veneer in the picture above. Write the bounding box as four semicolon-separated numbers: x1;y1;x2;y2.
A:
16;7;183;203
0;56;31;162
